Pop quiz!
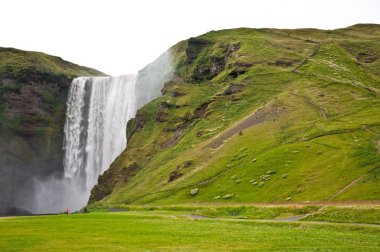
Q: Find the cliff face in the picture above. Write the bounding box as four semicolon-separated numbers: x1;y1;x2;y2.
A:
0;47;103;214
89;24;380;208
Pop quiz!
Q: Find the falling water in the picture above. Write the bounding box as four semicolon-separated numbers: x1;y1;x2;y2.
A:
63;75;137;192
32;50;173;213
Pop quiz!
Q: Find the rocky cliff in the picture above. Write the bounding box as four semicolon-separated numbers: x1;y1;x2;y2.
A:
0;47;103;215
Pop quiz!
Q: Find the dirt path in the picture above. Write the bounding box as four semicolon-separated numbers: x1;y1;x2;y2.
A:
276;215;307;221
328;174;367;200
206;106;284;149
292;42;321;73
183;213;380;227
254;218;380;227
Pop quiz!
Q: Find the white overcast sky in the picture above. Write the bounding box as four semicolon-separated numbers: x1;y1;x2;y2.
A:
1;0;379;75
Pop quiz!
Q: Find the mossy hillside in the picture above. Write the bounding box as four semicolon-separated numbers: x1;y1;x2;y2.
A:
89;24;380;207
0;47;102;78
0;47;104;213
0;47;104;135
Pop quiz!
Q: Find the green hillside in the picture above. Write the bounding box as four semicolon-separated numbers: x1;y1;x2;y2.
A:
89;24;380;209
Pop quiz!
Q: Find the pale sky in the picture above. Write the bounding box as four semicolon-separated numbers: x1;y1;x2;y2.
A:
1;0;379;75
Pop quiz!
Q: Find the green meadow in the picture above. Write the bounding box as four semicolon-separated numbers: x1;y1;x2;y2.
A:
1;209;379;251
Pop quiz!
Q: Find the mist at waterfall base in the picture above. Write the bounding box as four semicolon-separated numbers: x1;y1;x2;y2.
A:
31;51;173;214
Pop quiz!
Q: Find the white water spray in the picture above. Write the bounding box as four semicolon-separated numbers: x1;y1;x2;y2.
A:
63;75;137;191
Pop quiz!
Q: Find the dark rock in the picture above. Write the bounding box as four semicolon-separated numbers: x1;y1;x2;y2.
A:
126;111;147;140
183;160;193;168
172;90;186;97
168;170;183;182
156;108;169;122
226;43;241;58
160;100;175;108
187;41;242;82
186;37;211;64
194;102;211;119
223;83;244;95
89;162;140;203
120;162;140;181
274;59;294;67
209;56;226;78
228;62;252;78
356;51;377;63
196;130;204;137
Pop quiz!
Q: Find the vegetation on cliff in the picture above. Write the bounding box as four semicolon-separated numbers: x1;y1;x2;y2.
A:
0;47;104;214
89;24;380;208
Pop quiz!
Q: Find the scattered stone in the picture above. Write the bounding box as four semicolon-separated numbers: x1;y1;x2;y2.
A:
239;147;248;152
251;181;258;186
231;175;237;180
250;179;256;183
282;174;288;179
252;158;257;163
260;175;271;181
235;179;242;184
286;197;292;201
239;130;243;136
214;195;221;199
190;188;199;196
258;182;265;187
266;170;276;175
223;194;234;199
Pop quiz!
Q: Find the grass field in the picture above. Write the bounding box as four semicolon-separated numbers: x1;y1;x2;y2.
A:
1;210;380;251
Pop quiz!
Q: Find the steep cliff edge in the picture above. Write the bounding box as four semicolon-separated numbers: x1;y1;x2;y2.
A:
89;24;380;208
0;47;103;214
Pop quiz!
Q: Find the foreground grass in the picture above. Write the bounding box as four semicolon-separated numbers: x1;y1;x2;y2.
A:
1;211;379;251
303;206;380;224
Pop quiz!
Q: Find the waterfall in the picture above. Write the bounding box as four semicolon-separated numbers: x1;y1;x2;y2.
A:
63;75;137;192
31;50;173;214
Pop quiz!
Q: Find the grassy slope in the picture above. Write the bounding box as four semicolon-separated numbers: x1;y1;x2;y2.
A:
89;24;380;209
0;212;379;251
0;47;102;78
